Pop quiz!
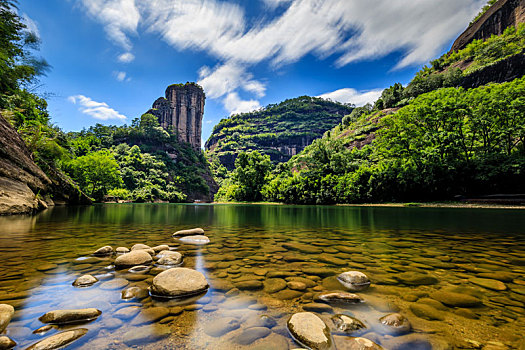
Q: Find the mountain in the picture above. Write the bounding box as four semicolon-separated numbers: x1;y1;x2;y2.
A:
205;96;353;171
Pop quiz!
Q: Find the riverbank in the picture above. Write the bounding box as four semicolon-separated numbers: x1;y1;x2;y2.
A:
212;201;525;209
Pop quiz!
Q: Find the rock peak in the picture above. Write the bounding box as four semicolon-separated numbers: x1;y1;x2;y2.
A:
148;82;205;149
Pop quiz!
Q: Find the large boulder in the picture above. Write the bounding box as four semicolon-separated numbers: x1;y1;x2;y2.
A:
150;268;208;298
337;271;370;291
287;312;332;350
114;250;152;268
0;304;14;333
25;329;88;350
39;308;101;324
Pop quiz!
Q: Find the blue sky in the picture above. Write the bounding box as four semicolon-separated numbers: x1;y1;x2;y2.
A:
20;0;484;146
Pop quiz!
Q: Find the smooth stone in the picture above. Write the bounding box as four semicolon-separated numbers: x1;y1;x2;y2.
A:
0;304;14;333
282;242;323;254
25;328;88;350
128;265;151;274
157;252;183;266
173;228;205;236
274;289;303;300
302;303;333;313
417;298;448;311
178;235;210;244
36;263;58;272
152;245;170;252
33;325;53;334
409;304;444;321
234;327;271;345
363;295;400;313
131;307;170;325
114;250;153;268
131;243;151;251
99;278;129;290
267;271;296;278
469;278;507;291
316;292;363;304
93;245;113;256
319;254;347;266
333;336;385;349
169;306;184;315
379;313;411;335
288;281;307;290
331;314;366;334
72;275;98;287
121;287;148;300
122;325;170;345
478;272;516;282
454;308;479;319
288;277;317;287
114;306;141;320
246;315;277;328
235;280;263;290
0;336;15;349
150;267;208;297
116;247;129;253
396;272;438;286
303;268;335;277
337;271;371;291
39;308;101;324
431;291;482;307
287;312;332;350
264;278;287;293
203;304;218;312
204;317;240;337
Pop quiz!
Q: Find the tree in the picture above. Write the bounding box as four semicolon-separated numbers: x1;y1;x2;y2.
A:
65;150;122;200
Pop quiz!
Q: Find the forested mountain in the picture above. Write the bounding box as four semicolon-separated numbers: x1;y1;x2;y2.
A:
205;96;353;175
216;1;525;204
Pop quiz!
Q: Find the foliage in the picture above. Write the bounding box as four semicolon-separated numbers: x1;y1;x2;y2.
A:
260;77;525;204
215;151;272;202
470;0;497;25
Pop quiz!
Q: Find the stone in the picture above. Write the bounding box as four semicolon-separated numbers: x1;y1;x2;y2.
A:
33;325;53;334
288;276;317;287
173;228;205;236
431;291;482;307
469;277;507;291
0;304;14;333
337;271;371;291
169;306;184;315
333;336;385;349
477;271;516;282
381;333;447;350
417;298;448;310
178;235;210;244
122;324;171;345
246;315;277;329
93;245;113;256
303;268;335;277
156;251;183;266
131;243;151;251
116;247;129;253
302;303;333;313
319;254;347;266
379;313;411;335
72;274;98;287
114;250;153;268
114;306;141;320
36;263;58;272
121;287;149;300
150;267;208;298
396;272;438;285
25;328;88;350
315;292;363;304
234;327;272;345
152;244;170;252
235;280;263;290
0;336;15;349
287;312;332;350
264;278;287;293
39;308;102;324
131;307;170;325
409;304;444;321
99;278;129;290
274;289;303;300
128;265;151;274
205;317;240;337
331;314;366;334
288;281;307;290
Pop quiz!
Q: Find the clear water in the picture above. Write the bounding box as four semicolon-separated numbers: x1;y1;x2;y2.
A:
0;204;524;349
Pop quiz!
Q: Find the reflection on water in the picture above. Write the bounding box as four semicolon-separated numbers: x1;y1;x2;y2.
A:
0;204;524;349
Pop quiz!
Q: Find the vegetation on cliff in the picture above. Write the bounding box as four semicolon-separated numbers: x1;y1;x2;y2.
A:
205;96;353;175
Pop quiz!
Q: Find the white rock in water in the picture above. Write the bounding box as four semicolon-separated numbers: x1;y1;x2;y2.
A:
337;271;370;291
93;245;113;256
0;304;14;333
72;274;98;287
150;267;208;298
25;328;88;350
179;235;210;245
173;228;204;236
287;312;332;350
114;250;152;268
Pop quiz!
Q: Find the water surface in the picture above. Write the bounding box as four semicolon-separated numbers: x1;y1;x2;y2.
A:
0;204;524;349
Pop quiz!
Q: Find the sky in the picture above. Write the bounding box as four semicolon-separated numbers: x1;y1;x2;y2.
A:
20;0;485;146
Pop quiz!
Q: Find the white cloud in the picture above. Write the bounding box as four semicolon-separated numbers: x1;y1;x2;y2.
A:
197;62;266;99
205;120;213;124
118;52;135;63
68;95;127;120
79;0;140;51
22;13;40;38
113;70;130;82
261;0;293;9
318;88;383;107
224;92;261;115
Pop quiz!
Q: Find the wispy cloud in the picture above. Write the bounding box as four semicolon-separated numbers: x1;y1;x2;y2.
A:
22;13;40;38
318;88;383;107
68;95;127;120
113;70;130;82
78;0;484;113
117;52;135;63
224;92;261;115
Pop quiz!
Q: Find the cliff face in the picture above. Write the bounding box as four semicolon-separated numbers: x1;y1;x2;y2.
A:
148;83;205;149
460;53;525;88
451;0;525;51
0;115;91;215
